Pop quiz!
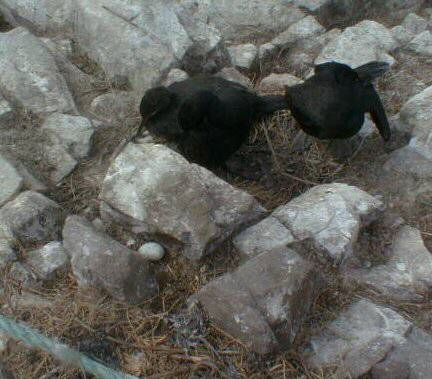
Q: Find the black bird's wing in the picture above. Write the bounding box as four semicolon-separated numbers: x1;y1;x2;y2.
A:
364;84;391;141
354;61;389;83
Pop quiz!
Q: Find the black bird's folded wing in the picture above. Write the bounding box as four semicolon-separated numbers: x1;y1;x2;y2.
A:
355;61;390;83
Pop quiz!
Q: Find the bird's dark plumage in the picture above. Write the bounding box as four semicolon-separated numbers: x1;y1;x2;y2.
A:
139;75;287;168
285;61;391;142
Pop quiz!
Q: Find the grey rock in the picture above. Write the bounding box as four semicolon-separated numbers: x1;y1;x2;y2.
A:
388;85;432;174
0;0;73;33
194;248;323;354
89;92;135;124
215;67;253;88
387;146;432;179
138;242;166;261
304;299;412;378
41;37;97;99
293;0;330;12
42;113;94;160
0;148;47;192
346;226;432;301
63;215;157;304
272;183;384;265
0;222;16;270
316;20;396;68
391;25;415;46
184;1;306;42
400;85;432;134
26;241;70;281
174;0;221;55
43;142;78;184
258;43;276;60
227;44;258;69
233;216;294;260
372;327;432;379
401;13;428;35
0;154;23;207
0;95;13;126
0;191;64;245
163;69;189;87
73;0;186;95
100;144;265;260
407;30;432;56
271;16;325;48
259;73;303;94
0;27;76;115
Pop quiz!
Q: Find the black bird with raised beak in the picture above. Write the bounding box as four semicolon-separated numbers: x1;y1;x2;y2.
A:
138;75;287;169
285;61;391;142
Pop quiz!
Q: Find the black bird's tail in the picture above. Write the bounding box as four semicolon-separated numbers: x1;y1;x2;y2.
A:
354;61;390;82
258;95;288;114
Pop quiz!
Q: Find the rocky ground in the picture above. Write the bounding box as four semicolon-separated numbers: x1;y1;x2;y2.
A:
0;0;431;378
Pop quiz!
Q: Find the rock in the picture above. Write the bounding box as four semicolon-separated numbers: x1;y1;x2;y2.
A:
92;217;106;231
194;248;323;354
391;26;415;46
293;0;330;12
271;16;325;48
0;27;76;115
0;95;13;126
215;67;253;88
384;146;432;179
42;113;94;160
346;226;432;301
89;92;135;124
304;299;412;378
0;148;46;192
315;20;397;68
73;0;187;95
258;43;276;60
174;0;221;56
259;73;303;94
100;143;265;260
233;216;294;260
372;327;432;379
400;85;432;133
272;183;384;265
0;222;16;271
63;215;157;304
407;31;432;56
384;0;426;18
41;37;97;99
0;0;73;32
9;262;38;288
185;1;306;42
163;69;189;87
227;44;258;69
401;13;428;34
26;241;70;281
285;28;341;75
43;142;78;184
0;154;23;207
387;85;432;175
0;191;64;245
138;242;166;261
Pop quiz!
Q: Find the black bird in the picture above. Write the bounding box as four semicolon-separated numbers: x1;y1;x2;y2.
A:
139;75;287;168
285;61;391;141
